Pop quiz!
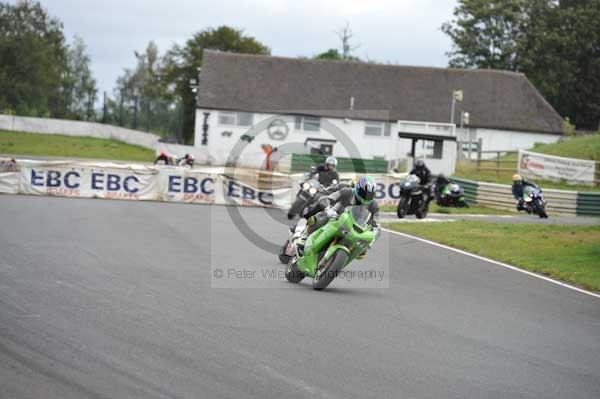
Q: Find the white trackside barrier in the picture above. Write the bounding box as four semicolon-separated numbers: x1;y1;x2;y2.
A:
0;158;408;209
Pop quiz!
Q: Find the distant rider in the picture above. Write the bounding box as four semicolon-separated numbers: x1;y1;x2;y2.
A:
154;151;173;165
409;159;432;202
434;174;451;203
309;156;340;187
511;174;539;210
177;153;195;168
154;152;194;168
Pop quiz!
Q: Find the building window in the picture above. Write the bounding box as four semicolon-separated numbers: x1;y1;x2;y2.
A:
218;111;254;126
237;112;254;126
422;140;444;159
364;121;390;137
218;111;236;125
294;116;321;132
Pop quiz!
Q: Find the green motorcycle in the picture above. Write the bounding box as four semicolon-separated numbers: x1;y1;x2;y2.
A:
285;206;377;290
436;183;469;208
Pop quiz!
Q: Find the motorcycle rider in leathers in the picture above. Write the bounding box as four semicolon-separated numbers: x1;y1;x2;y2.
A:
293;176;380;254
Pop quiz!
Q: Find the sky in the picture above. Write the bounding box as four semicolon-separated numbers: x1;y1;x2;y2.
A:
35;0;458;96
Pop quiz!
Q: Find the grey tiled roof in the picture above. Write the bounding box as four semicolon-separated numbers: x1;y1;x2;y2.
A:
197;50;564;134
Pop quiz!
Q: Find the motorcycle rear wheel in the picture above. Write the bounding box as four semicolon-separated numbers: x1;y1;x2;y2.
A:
415;200;429;219
312;250;348;290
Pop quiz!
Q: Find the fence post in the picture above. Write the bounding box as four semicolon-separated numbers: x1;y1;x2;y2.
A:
596;161;600;186
496;152;500;177
476;139;482;171
468;138;472;161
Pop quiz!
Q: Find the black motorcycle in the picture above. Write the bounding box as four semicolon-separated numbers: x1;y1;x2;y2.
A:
397;174;430;219
435;182;469;208
287;177;324;219
521;186;548;218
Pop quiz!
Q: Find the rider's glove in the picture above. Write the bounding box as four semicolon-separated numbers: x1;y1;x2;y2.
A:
373;227;381;241
325;207;338;219
369;228;381;249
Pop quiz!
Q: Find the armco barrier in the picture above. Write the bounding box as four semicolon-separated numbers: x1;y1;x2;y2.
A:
451;177;598;216
475;182;578;215
577;192;600;216
449;177;478;205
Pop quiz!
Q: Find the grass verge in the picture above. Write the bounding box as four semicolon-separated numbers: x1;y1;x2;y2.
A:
380;202;515;215
454;159;599;192
454;135;600;191
0;130;155;162
534;134;600;161
384;221;600;292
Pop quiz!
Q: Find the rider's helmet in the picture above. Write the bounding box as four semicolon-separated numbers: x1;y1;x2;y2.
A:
354;176;376;205
325;156;337;170
414;159;425;171
512;174;523;185
185;153;195;164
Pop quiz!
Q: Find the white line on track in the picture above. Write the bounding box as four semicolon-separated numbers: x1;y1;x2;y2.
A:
382;228;600;300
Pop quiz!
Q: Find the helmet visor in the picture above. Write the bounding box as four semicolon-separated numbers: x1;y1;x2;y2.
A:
356;185;375;204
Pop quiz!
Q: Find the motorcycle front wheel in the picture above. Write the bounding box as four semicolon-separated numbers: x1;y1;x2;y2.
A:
312;250;348;290
397;197;408;218
536;201;548;218
285;257;305;283
278;240;292;264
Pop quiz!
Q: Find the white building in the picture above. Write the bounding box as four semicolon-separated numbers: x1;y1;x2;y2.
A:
193;50;564;175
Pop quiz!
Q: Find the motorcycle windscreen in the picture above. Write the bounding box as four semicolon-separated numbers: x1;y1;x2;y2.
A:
523;186;537;197
404;174;420;184
308;178;321;188
348;206;372;229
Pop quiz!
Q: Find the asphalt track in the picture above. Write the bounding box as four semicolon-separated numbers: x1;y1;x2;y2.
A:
1;195;599;399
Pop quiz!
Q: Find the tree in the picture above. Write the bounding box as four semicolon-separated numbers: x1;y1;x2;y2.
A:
314;49;343;60
0;0;69;116
335;22;360;61
442;0;600;130
552;0;600;130
162;26;270;143
65;35;97;120
113;41;175;135
441;0;527;70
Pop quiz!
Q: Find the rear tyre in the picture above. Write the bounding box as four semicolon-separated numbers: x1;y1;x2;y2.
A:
285;257;305;283
278;240;292;264
415;200;429;219
397;197;408;218
312;250;348;291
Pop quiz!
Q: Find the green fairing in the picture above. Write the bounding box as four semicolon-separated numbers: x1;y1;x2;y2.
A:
442;184;466;203
296;206;376;278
